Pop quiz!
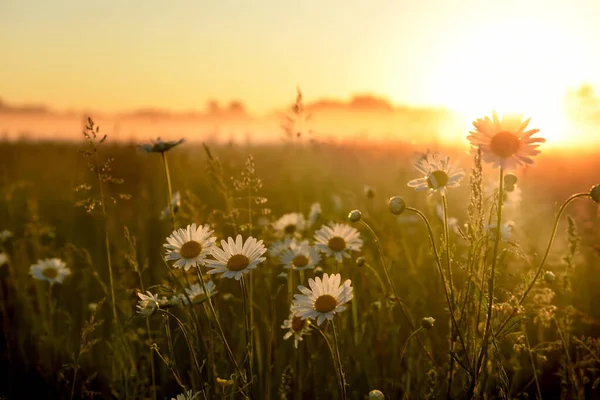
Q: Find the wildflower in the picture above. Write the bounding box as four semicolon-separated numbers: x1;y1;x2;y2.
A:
388;196;406;215
307;202;322;227
216;377;234;388
421;317;436;330
591;185;600;204
314;223;363;263
368;390;385;400
407;153;465;195
0;229;13;242
347;209;362;222
281;311;312;348
291;273;353;325
136;291;160;317
164;223;216;270
178;280;217;305
0;253;8;266
277;272;289;284
171;389;199;400
544;271;556;283
268;237;294;257
139;137;184;153
486;221;514;241
355;256;366;267
280;241;321;271
160;191;181;220
206;234;267;280
30;258;71;284
273;212;306;237
364;185;375;199
468;111;545;169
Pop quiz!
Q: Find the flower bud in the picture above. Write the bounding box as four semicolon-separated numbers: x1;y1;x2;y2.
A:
277;272;288;285
388;196;406;215
591;185;600;204
355;256;367;267
313;266;324;277
504;173;518;187
368;390;385;400
421;317;436;330
544;270;556;283
364;185;375;199
348;209;362;222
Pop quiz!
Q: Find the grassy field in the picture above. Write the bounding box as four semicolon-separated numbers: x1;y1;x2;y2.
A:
1;123;600;399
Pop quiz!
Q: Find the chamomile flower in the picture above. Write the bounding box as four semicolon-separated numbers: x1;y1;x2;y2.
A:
274;213;306;237
136;291;160;317
314;223;363;263
468;111;545;170
291;273;353;325
160;191;181;220
280;241;321;271
164;223;216;270
281;311;312;348
171;389;199;400
407;153;465;195
206;235;267;280
29;258;71;284
178;281;217;305
139;137;184;153
268;238;294;257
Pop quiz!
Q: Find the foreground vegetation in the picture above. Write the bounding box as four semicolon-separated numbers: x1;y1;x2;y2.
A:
1;114;600;399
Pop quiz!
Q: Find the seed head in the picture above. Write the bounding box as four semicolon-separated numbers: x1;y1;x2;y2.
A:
355;256;366;267
348;209;362;222
591;185;600;204
421;317;436;330
388;196;406;215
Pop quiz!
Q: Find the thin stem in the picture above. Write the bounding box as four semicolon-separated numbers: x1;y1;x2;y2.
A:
399;327;423;365
331;321;347;400
474;167;504;384
195;269;249;397
442;194;457;398
523;324;542;400
496;192;590;335
240;276;254;398
406;207;471;369
161;151;176;232
311;325;343;398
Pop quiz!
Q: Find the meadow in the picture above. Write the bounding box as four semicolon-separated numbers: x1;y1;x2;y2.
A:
1;116;600;400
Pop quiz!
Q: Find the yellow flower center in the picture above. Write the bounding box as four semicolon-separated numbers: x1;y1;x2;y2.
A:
291;315;305;332
314;294;338;313
42;267;58;279
180;240;202;259
227;254;250;271
292;255;309;268
490;131;520;158
427;170;449;189
284;224;296;234
328;236;346;252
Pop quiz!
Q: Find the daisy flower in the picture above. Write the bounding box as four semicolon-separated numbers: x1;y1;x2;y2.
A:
178;280;217;305
314;223;363;263
206;234;267;280
273;212;306;237
268;238;294;257
280;240;321;271
291;273;353;325
29;258;71;284
136;291;160;317
160;191;181;220
307;202;322;227
407;153;465;195
164;223;216;270
139;137;184;153
468;111;545;170
171;389;199;400
281;311;312;348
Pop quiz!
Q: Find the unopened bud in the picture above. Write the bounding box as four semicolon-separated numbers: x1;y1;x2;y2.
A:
421;317;436;330
355;256;367;267
364;185;375;199
504;173;518;187
368;390;385;400
348;209;362;222
591;185;600;204
388;196;406;215
544;270;556;283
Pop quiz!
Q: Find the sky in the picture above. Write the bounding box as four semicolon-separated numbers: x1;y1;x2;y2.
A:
2;0;600;118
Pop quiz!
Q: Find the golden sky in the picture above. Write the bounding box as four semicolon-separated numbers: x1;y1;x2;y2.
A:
2;0;600;119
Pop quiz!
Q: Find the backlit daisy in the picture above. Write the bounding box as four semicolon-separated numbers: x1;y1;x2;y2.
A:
407;153;465;195
160;191;181;220
178;280;217;305
280;240;321;271
291;273;353;325
164;223;216;270
206;234;267;280
139;137;184;153
274;212;306;237
314;223;363;263
468;111;545;170
281;311;312;348
29;258;71;284
268;238;294;257
136;291;160;317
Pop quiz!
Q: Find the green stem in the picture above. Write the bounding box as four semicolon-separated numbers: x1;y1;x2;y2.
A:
399;327;423;365
331;321;347;400
161;151;176;232
240;276;254;398
311;325;344;398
